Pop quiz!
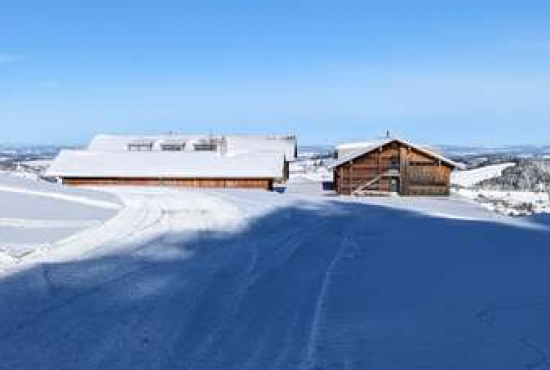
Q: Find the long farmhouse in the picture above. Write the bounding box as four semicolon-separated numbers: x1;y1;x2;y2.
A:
46;134;297;190
333;138;462;196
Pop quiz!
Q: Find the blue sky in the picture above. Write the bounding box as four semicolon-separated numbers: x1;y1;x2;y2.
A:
1;0;550;146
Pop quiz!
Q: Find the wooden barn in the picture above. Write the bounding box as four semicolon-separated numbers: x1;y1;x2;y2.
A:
46;133;297;190
46;150;285;191
333;138;461;196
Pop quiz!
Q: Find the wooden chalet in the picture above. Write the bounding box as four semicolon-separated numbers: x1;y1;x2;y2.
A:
333;138;461;196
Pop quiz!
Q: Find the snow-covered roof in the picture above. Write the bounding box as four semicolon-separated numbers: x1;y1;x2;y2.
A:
225;135;297;160
46;150;285;179
88;134;297;159
335;141;381;151
332;138;463;169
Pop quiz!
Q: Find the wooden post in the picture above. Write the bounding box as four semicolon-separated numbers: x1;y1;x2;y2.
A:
399;146;408;195
350;161;354;194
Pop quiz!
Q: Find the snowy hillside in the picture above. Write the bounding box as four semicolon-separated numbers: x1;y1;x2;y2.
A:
0;173;121;261
451;162;550;216
479;160;550;192
1;186;550;369
451;162;516;188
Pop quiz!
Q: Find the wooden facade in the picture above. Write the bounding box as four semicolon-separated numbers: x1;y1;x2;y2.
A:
334;140;454;196
62;177;274;191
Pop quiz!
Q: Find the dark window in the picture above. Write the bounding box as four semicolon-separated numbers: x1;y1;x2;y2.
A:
194;143;218;151
161;144;185;151
128;144;153;151
390;156;399;169
409;161;436;167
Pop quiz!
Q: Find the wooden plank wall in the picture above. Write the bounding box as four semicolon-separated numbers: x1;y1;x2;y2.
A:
402;150;451;196
62;177;274;191
335;142;400;195
334;141;452;196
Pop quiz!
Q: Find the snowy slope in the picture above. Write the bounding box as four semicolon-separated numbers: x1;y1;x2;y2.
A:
451;163;516;188
0;173;121;259
1;187;550;369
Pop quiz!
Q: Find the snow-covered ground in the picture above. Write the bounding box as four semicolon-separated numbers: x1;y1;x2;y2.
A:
0;173;121;260
456;188;550;216
451;163;550;215
1;181;550;369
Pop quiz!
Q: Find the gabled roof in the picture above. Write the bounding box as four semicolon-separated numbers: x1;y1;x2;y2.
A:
335;141;383;151
224;135;297;160
332;138;463;169
46;150;285;179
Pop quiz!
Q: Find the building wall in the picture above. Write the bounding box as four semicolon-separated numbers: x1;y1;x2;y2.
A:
334;141;452;196
62;177;274;190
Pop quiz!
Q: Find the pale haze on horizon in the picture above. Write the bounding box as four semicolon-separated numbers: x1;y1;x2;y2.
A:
0;0;549;146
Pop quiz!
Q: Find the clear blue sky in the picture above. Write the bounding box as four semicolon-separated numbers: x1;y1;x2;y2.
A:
1;0;550;146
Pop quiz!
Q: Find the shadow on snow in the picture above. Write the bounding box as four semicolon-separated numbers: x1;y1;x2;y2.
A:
0;201;549;370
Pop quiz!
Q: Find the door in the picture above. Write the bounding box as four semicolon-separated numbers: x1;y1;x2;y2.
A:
390;178;399;193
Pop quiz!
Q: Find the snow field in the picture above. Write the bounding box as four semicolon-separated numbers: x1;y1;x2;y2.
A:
1;186;550;369
451;163;516;188
0;173;121;263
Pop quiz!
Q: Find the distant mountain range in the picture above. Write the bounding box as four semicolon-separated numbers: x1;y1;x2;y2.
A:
298;144;550;160
440;144;550;159
2;143;550;162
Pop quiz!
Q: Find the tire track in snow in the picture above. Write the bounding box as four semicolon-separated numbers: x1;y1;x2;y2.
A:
149;190;333;368
178;210;333;369
299;210;384;370
0;191;234;340
0;262;157;342
300;222;358;369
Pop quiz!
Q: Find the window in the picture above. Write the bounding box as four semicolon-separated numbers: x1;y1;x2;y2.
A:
128;143;153;151
409;161;435;167
161;144;185;151
390;156;399;169
127;139;155;151
193;142;218;151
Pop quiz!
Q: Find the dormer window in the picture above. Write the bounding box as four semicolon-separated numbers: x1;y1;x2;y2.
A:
193;141;217;151
160;139;186;151
161;144;185;151
128;139;155;151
